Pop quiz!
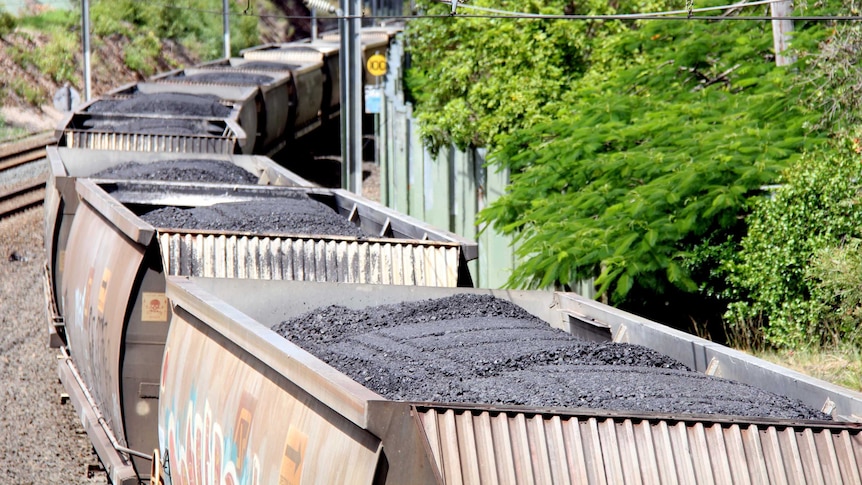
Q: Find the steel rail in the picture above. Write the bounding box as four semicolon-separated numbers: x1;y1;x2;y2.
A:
0;131;55;219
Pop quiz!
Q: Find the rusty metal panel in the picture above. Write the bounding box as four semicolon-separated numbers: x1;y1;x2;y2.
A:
414;406;862;485
160;283;383;485
158;232;463;286
61;200;147;448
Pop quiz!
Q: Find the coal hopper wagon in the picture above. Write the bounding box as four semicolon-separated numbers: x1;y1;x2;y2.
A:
55;90;251;154
155;277;862;485
53;175;477;484
42;146;312;335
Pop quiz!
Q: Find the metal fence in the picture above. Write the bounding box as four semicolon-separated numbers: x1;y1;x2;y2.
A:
374;34;595;296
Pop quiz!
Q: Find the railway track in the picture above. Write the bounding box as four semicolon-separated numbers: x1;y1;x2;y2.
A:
0;132;54;220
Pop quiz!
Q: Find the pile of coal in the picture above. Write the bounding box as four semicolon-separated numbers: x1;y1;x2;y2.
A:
141;197;367;236
174;72;276;85
82;117;223;136
91;159;258;184
272;293;831;420
235;61;300;71
86;92;232;118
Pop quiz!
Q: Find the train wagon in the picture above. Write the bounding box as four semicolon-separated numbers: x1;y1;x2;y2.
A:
155;277;862;484
42;146;312;345
150;60;324;152
240;42;342;121
57;178;478;483
318;29;393;85
55;100;249;154
101;82;262;154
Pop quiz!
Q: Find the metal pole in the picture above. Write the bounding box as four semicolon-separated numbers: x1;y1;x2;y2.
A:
81;0;91;101
770;0;795;66
312;9;318;39
339;0;363;194
223;0;231;58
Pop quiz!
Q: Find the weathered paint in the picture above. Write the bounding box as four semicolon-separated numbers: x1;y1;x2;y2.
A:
160;300;383;485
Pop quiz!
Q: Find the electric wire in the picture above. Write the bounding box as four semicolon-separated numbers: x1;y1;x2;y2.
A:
433;0;786;18
9;0;862;22
126;4;862;22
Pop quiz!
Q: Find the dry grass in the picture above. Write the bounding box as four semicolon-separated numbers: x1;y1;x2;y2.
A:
753;345;862;392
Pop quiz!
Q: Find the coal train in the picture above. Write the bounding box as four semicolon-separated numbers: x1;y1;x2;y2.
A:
42;22;862;485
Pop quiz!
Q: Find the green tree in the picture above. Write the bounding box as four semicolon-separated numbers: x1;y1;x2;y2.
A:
724;138;862;348
405;0;675;153
473;4;830;303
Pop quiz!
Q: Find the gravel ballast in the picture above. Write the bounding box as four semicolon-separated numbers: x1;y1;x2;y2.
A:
1;208;107;483
272;293;831;420
91;159;259;184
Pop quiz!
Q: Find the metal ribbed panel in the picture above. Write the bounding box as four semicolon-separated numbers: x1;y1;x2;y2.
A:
416;407;862;484
65;130;235;153
158;232;462;286
244;48;325;63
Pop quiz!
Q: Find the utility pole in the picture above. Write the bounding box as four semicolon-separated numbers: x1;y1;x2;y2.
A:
339;0;363;194
770;0;795;66
81;0;91;101
223;0;231;58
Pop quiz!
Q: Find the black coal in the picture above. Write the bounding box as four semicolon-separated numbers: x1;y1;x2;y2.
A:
82;117;224;136
141;197;367;237
236;61;300;71
272;293;831;420
91;159;258;184
86;92;232;117
174;72;276;85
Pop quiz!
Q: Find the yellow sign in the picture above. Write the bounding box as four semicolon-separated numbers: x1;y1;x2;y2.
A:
366;54;387;77
142;292;169;322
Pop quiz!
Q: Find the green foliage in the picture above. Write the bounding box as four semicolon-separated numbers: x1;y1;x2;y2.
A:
124;31;161;75
808;238;862;346
476;2;829;303
0;114;27;142
4;26;78;85
91;0;260;60
724;139;862;348
17;8;77;30
8;77;46;105
405;0;676;152
35;31;78;84
0;10;17;38
797;21;862;136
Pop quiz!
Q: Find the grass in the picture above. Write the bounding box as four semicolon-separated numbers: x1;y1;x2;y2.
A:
0;116;28;143
752;344;862;392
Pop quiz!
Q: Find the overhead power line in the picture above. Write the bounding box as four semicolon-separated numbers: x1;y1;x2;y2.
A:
50;1;862;22
434;0;787;18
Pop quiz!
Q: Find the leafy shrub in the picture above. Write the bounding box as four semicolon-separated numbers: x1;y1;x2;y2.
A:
807;237;862;345
477;3;828;303
91;0;259;61
124;31;161;75
34;33;79;84
405;0;676;153
724;138;862;348
0;10;17;38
